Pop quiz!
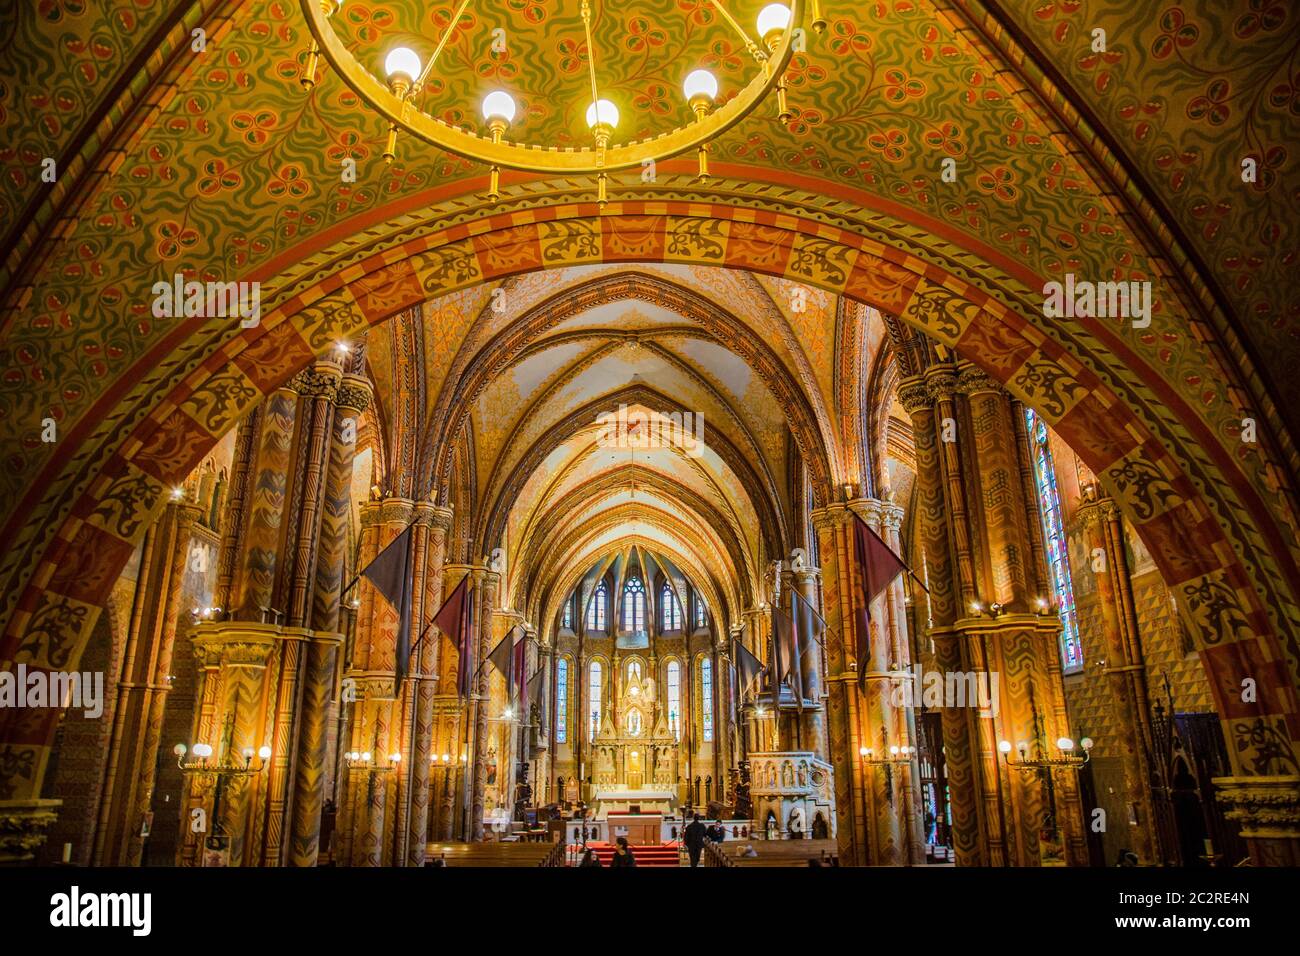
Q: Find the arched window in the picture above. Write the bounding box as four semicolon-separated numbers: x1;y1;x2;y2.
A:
622;576;645;632
555;658;568;744
589;660;603;741
694;596;707;629
1026;408;1083;672
561;597;572;629
587;581;607;631
666;660;681;741
662;583;681;630
700;656;714;742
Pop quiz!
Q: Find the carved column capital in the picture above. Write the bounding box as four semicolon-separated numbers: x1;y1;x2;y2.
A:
0;799;61;864
335;375;372;414
923;368;958;402
896;378;932;415
1214;775;1300;840
954;363;1004;396
291;366;341;401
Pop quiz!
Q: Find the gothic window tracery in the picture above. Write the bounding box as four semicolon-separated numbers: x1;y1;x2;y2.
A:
1026;408;1083;673
700;655;714;742
555;657;568;744
623;576;646;631
667;659;681;741
589;659;603;741
588;581;607;631
662;583;681;630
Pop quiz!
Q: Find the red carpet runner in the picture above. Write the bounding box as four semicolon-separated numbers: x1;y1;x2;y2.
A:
583;841;681;867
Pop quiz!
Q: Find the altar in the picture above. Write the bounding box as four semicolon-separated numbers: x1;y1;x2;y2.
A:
590;787;677;818
605;812;664;846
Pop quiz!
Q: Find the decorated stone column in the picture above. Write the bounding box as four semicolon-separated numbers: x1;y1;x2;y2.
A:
341;498;415;865
791;562;829;761
899;374;985;865
90;494;201;865
436;564;473;841
812;503;869;864
402;504;451;866
881;500;926;864
899;363;1088;867
470;568;496;839
1074;489;1159;864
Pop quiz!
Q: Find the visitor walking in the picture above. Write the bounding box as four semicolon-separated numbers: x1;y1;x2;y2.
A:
684;813;708;867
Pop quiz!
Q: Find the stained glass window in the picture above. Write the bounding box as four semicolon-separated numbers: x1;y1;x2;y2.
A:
622;576;645;631
662;583;681;630
694;596;706;629
1026;408;1083;672
555;658;568;744
667;660;681;740
561;597;572;629
700;656;714;742
587;581;607;630
589;660;602;742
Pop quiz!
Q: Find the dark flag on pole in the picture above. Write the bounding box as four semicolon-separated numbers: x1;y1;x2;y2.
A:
732;634;764;701
791;590;825;708
487;625;526;708
526;667;544;722
852;514;911;692
433;575;473;698
512;629;527;708
772;603;799;701
359;523;415;698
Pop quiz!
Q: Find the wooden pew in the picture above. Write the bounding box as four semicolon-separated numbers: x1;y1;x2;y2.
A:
721;838;838;867
424;841;563;867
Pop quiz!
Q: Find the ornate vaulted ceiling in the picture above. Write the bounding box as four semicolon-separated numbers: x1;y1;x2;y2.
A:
359;260;877;627
0;1;1297;657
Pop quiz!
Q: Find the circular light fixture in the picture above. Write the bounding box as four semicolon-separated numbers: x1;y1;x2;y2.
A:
298;0;808;201
1056;737;1074;751
258;745;272;760
998;740;1012;753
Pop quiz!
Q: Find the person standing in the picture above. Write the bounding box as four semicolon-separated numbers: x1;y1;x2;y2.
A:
684;813;708;868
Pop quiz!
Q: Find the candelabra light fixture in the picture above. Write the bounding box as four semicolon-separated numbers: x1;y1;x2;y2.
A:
998;735;1093;772
298;0;811;204
857;744;917;765
174;714;271;850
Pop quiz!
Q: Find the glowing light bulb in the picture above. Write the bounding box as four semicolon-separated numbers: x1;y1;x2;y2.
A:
585;99;619;130
481;90;517;124
384;47;421;83
1056;737;1074;751
756;4;792;39
682;69;718;103
998;740;1012;753
258;745;272;760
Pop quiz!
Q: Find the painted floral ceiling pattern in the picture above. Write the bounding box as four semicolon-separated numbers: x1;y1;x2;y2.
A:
0;0;1295;604
998;0;1300;414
